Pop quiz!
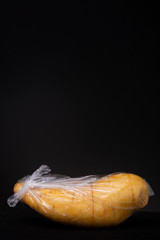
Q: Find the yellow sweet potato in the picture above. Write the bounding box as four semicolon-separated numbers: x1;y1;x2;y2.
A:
13;172;150;227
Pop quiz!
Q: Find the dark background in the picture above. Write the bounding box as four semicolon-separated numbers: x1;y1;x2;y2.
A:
0;0;159;228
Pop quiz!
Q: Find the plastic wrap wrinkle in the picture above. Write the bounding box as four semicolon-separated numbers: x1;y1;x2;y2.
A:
7;165;100;207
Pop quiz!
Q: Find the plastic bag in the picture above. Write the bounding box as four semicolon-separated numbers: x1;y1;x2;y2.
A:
7;165;154;227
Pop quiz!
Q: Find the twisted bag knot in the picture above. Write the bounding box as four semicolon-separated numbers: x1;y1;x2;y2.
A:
7;165;51;207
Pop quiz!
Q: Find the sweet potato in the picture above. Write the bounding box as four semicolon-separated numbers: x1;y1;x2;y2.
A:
13;172;150;227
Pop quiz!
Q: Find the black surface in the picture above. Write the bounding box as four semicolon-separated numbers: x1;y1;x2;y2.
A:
1;206;160;240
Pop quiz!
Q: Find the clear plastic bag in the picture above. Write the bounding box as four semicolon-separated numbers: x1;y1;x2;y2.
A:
7;165;154;227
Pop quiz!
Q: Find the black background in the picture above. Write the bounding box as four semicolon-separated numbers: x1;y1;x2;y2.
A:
0;2;159;239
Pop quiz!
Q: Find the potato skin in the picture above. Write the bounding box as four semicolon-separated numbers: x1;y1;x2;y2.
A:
14;173;150;227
